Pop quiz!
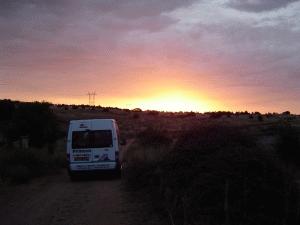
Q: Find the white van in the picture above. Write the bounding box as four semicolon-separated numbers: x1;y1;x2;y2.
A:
67;119;122;178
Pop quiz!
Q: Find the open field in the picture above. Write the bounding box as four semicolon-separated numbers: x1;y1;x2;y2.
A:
1;101;300;225
54;106;300;225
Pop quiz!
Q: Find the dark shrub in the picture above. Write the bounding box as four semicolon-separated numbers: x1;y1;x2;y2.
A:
0;147;64;184
159;125;298;225
102;108;110;112
147;110;159;116
124;160;159;190
208;111;233;119
5;165;31;184
13;102;58;147
0;101;59;147
132;113;140;119
132;108;142;112
276;124;300;166
125;124;299;225
137;127;171;148
71;105;78;109
282;111;291;115
0;99;15;121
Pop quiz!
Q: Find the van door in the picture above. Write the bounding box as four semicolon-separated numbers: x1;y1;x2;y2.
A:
89;129;115;163
70;121;93;163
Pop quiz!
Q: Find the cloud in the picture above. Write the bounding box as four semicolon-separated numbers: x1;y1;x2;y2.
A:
0;0;197;19
1;0;300;112
82;0;198;19
0;0;195;47
0;0;196;94
0;0;195;64
163;0;300;106
227;0;299;12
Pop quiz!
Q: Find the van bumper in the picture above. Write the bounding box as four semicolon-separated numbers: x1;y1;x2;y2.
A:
69;162;118;171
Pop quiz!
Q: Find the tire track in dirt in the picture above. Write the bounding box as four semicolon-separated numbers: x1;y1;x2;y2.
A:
0;139;167;225
0;172;129;225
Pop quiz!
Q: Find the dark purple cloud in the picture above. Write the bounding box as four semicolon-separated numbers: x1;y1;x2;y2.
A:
0;0;191;67
227;0;299;12
0;0;197;18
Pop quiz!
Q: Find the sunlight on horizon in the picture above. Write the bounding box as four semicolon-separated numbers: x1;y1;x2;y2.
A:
125;91;216;112
23;88;220;113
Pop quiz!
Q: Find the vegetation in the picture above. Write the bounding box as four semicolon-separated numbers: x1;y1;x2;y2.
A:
137;126;172;148
0;100;64;184
1;99;300;225
0;100;60;147
124;123;300;225
0;146;65;184
276;123;300;166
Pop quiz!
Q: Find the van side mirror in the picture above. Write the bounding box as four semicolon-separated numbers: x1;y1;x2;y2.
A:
120;139;127;146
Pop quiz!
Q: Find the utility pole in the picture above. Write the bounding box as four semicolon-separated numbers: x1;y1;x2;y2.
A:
87;92;96;106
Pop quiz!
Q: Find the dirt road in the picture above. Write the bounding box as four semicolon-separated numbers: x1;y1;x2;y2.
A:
0;171;139;225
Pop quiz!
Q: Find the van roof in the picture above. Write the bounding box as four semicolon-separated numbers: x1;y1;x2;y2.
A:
69;119;116;131
70;119;115;123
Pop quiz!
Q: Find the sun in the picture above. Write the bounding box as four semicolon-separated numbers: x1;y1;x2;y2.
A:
132;91;211;112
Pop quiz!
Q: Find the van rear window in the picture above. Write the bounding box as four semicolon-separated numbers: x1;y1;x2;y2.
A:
72;130;113;149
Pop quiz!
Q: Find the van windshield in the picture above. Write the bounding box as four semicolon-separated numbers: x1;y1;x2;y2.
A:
72;130;113;149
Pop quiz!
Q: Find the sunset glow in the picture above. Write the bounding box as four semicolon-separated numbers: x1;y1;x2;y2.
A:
1;0;300;113
129;91;213;112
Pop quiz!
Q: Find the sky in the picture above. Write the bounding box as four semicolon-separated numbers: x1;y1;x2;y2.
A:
0;0;300;113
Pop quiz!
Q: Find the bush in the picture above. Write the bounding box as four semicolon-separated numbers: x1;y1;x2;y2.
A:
0;101;59;147
14;102;58;147
162;147;297;225
258;115;264;122
0;146;65;184
276;123;300;166
147;110;159;116
209;111;233;119
102;108;110;112
5;165;30;184
137;127;172;148
0;99;15;121
124;124;300;225
132;113;140;119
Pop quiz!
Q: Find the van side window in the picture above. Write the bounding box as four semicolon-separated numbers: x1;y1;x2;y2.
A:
72;130;113;149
